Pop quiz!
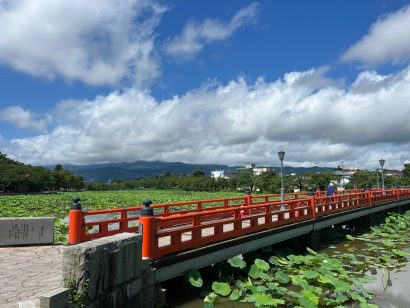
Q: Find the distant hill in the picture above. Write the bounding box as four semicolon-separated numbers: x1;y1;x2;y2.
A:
56;161;335;182
60;161;229;182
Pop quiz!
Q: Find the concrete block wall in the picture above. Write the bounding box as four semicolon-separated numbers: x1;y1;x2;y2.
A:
61;233;165;308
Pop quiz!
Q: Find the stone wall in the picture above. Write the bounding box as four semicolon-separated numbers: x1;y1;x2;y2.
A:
62;233;165;308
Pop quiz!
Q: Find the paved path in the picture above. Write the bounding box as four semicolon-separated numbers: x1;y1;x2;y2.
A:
0;246;64;308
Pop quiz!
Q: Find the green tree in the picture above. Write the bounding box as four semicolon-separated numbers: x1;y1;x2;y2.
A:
254;170;276;192
192;170;206;177
403;164;410;178
234;170;255;192
289;174;305;191
348;170;376;189
307;172;336;191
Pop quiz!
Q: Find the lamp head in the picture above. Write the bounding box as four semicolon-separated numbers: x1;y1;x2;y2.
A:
278;150;285;161
379;159;385;168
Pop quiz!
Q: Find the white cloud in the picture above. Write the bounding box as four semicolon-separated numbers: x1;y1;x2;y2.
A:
0;0;165;86
342;5;410;66
0;106;51;132
4;66;410;169
164;2;259;60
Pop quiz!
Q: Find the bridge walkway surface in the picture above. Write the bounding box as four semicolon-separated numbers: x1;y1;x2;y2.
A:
0;245;63;308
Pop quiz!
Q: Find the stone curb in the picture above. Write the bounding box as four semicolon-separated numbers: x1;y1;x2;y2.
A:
39;288;69;308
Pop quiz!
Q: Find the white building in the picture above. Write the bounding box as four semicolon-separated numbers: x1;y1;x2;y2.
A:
253;167;274;176
211;170;226;179
211;164;274;179
334;167;359;178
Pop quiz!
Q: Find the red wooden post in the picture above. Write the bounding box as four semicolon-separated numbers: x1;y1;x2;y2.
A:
120;209;128;231
163;205;169;216
140;200;156;258
265;204;272;224
309;196;316;219
367;191;372;206
68;197;83;244
192;214;201;240
289;201;295;219
243;188;252;216
245;190;252;205
234;208;241;231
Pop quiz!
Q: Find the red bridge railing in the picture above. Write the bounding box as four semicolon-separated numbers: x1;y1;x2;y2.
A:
68;188;410;259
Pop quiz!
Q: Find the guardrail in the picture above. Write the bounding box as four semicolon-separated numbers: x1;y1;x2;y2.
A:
68;192;306;243
68;188;410;259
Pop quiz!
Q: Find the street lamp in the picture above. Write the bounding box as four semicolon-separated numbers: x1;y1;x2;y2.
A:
375;168;380;188
278;151;285;202
379;159;385;190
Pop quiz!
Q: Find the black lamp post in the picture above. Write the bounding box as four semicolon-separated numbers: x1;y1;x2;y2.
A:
278;151;285;202
375;168;380;188
379;159;385;190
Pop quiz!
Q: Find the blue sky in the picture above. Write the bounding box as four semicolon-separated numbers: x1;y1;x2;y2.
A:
1;0;410;169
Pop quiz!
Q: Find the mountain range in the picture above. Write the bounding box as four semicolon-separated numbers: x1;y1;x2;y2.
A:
56;161;335;182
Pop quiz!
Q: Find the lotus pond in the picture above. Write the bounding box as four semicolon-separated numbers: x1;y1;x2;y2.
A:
0;190;245;218
167;210;410;307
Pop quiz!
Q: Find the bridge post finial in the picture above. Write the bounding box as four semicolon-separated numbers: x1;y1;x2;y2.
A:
141;199;153;216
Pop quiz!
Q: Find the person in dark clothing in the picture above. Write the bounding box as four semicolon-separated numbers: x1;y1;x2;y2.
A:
326;183;335;197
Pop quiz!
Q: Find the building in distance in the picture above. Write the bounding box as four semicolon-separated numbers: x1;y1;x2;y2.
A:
211;164;274;179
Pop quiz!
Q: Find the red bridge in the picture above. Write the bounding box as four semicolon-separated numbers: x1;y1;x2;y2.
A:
68;188;410;281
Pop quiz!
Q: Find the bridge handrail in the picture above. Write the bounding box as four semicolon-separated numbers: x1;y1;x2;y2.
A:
75;192;309;225
68;188;410;258
152;198;313;258
68;193;292;242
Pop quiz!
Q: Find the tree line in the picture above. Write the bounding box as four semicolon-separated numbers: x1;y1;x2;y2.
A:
84;170;337;193
0;152;84;193
2;151;409;194
85;166;409;193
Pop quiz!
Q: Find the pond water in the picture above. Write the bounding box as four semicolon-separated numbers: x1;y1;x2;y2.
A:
365;264;410;307
322;242;410;308
166;231;410;307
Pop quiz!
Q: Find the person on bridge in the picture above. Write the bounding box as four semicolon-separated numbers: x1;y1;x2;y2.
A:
326;183;335;201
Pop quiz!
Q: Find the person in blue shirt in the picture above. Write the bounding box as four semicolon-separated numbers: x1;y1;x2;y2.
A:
326;183;335;197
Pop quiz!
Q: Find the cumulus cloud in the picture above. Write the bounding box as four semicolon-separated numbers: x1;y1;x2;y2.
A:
4;66;410;169
0;0;165;86
342;5;410;66
164;2;259;60
0;106;51;132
